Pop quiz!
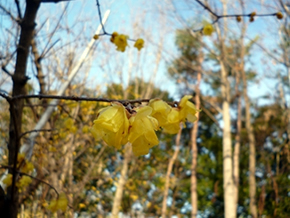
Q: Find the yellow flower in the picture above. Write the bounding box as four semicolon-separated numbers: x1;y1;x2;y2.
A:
128;106;159;156
22;161;34;174
148;99;171;127
162;108;181;134
47;193;68;213
113;34;129;52
3;174;13;187
17;153;25;164
110;32;118;43
57;193;68;212
236;16;242;22
276;12;283;20
91;102;129;149
79;203;86;209
179;95;197;123
203;23;214;36
134;38;144;51
93;34;99;40
47;199;58;213
17;176;32;189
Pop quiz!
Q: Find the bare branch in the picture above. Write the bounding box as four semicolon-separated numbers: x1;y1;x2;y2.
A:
14;0;22;19
41;0;75;3
1;66;13;77
18;129;56;139
0;4;17;22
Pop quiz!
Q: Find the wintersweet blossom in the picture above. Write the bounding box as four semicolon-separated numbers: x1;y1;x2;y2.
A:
3;173;13;187
179;95;197;123
22;161;34;174
162;108;181;134
128;106;159;156
134;38;144;51
47;193;68;213
113;34;129;52
91;102;129;149
17;176;32;189
148;99;171;127
203;23;214;36
110;32;118;43
91;96;198;156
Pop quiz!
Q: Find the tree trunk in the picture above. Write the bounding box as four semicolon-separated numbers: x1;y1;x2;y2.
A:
190;65;201;218
2;1;41;217
241;62;257;218
111;143;131;217
161;126;182;217
220;61;236;218
233;74;241;207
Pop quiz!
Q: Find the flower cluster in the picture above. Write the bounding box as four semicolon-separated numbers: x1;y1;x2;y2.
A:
91;95;198;156
2;153;34;191
93;31;144;52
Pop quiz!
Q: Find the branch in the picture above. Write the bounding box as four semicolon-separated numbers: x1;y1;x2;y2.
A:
14;0;22;19
31;37;46;94
18;129;56;139
41;0;75;3
0;4;17;22
1;66;13;77
193;0;283;33
96;0;107;34
11;94;151;104
195;0;218;18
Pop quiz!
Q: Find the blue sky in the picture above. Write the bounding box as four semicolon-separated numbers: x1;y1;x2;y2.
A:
1;0;288;106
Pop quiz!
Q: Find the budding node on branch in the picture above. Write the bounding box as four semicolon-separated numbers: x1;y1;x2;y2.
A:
276;12;283;19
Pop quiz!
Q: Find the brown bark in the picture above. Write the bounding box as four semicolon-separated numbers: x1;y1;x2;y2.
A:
2;1;41;217
161;126;182;218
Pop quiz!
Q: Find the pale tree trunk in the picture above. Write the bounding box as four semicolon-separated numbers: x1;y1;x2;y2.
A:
217;1;236;217
111;143;131;217
161;126;182;217
233;72;241;207
237;13;258;216
220;61;236;218
233;6;246;208
241;64;257;218
190;61;202;218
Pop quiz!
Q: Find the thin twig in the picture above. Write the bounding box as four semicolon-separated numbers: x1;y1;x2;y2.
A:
10;94;151;105
195;0;218;18
1;66;13;77
96;0;107;34
0;4;17;22
19;129;56;139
